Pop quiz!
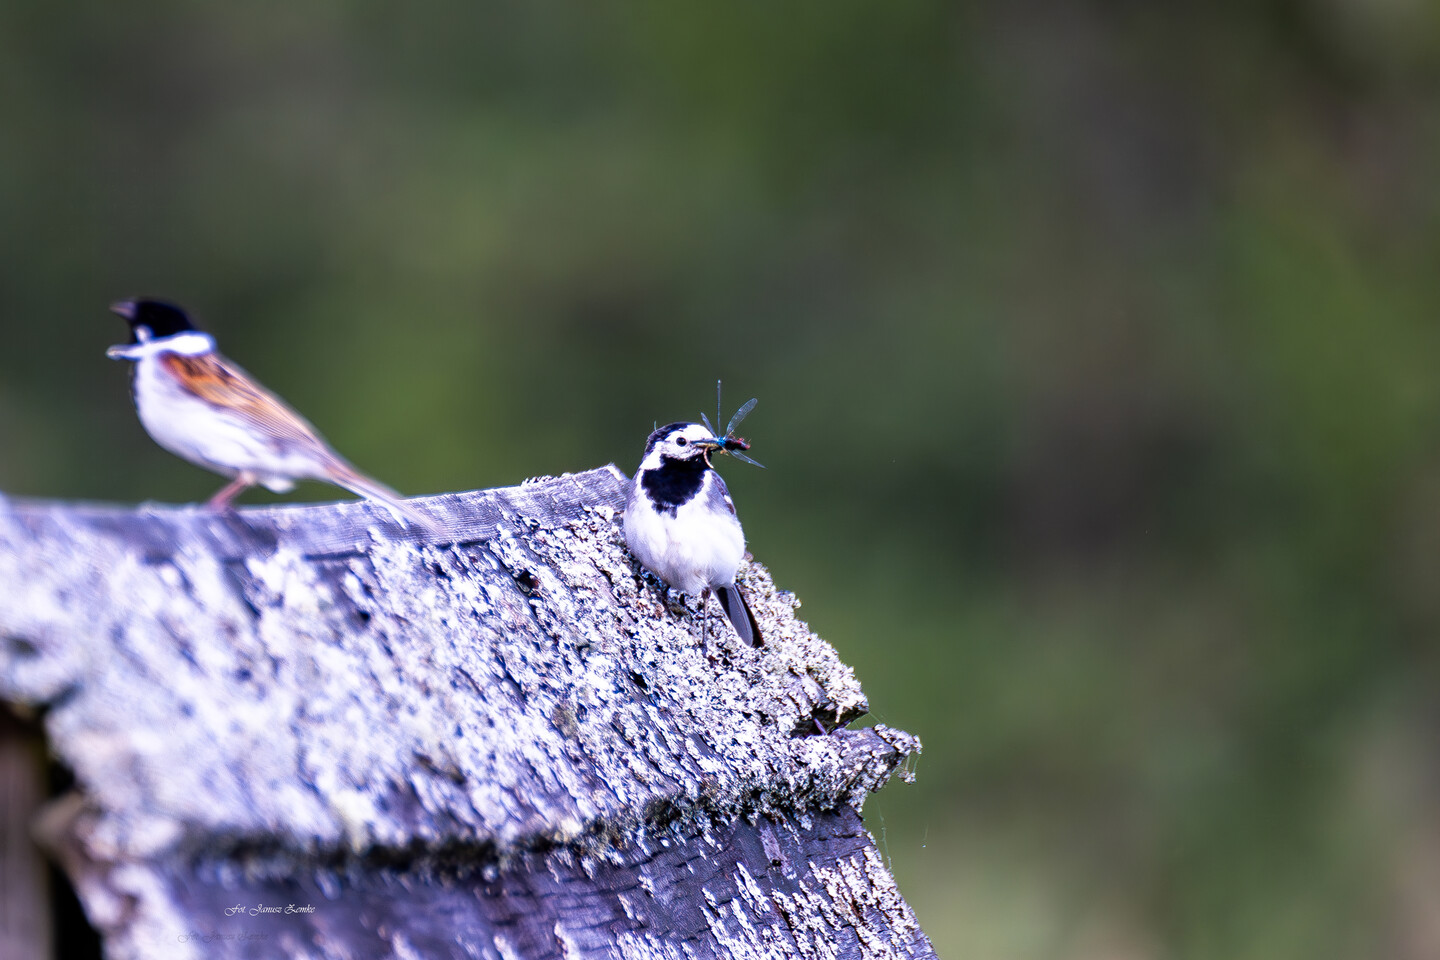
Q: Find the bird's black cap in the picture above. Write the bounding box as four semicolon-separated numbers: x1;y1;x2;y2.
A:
110;298;197;343
643;422;693;457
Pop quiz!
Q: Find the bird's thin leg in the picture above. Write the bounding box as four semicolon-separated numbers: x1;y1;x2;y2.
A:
699;588;711;647
207;473;255;511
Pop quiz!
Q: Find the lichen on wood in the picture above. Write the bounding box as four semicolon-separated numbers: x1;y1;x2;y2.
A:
0;467;931;959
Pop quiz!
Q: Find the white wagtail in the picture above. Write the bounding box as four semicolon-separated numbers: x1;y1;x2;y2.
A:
107;298;438;533
624;420;763;647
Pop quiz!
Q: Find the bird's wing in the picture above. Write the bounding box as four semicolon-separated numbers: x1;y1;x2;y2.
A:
159;352;331;455
705;471;737;516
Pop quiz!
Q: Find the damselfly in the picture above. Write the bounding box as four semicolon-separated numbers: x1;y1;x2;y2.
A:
700;380;765;469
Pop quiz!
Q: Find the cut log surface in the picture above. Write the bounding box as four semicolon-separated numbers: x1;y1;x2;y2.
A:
0;466;931;959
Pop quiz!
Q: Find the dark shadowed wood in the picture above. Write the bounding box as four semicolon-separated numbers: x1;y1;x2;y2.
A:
0;710;50;960
0;468;931;959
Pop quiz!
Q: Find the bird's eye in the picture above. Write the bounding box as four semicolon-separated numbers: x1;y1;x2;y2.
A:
676;437;688;446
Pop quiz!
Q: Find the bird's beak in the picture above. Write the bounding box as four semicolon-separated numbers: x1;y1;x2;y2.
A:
700;434;764;469
697;436;750;455
109;300;137;320
692;436;723;466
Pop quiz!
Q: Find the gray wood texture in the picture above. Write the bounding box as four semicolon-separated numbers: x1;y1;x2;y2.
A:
0;467;930;959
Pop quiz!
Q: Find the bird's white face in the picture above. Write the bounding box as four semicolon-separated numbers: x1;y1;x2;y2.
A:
640;422;719;471
106;329;215;362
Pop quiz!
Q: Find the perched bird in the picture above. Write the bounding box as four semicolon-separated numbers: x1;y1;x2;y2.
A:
624;421;762;647
106;298;437;532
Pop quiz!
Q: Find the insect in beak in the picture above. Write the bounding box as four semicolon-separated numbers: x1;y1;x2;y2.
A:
701;381;766;469
693;436;725;467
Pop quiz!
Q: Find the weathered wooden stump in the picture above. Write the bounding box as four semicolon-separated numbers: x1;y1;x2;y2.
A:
0;467;930;959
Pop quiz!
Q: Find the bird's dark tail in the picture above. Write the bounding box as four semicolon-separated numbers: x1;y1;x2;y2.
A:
716;584;762;647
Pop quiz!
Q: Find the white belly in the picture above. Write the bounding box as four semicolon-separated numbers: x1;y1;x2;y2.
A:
624;491;745;596
132;358;319;488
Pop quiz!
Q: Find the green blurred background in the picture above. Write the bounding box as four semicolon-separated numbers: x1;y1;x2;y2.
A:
4;2;1440;956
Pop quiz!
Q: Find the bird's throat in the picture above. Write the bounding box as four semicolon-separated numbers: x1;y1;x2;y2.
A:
641;457;708;517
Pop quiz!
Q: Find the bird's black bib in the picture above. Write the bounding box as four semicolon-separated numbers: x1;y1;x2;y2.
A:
640;456;708;517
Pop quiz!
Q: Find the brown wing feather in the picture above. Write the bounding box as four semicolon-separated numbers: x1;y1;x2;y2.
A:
160;352;332;455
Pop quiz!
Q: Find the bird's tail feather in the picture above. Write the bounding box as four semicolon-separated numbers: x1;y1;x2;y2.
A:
327;462;444;537
716;584;762;647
